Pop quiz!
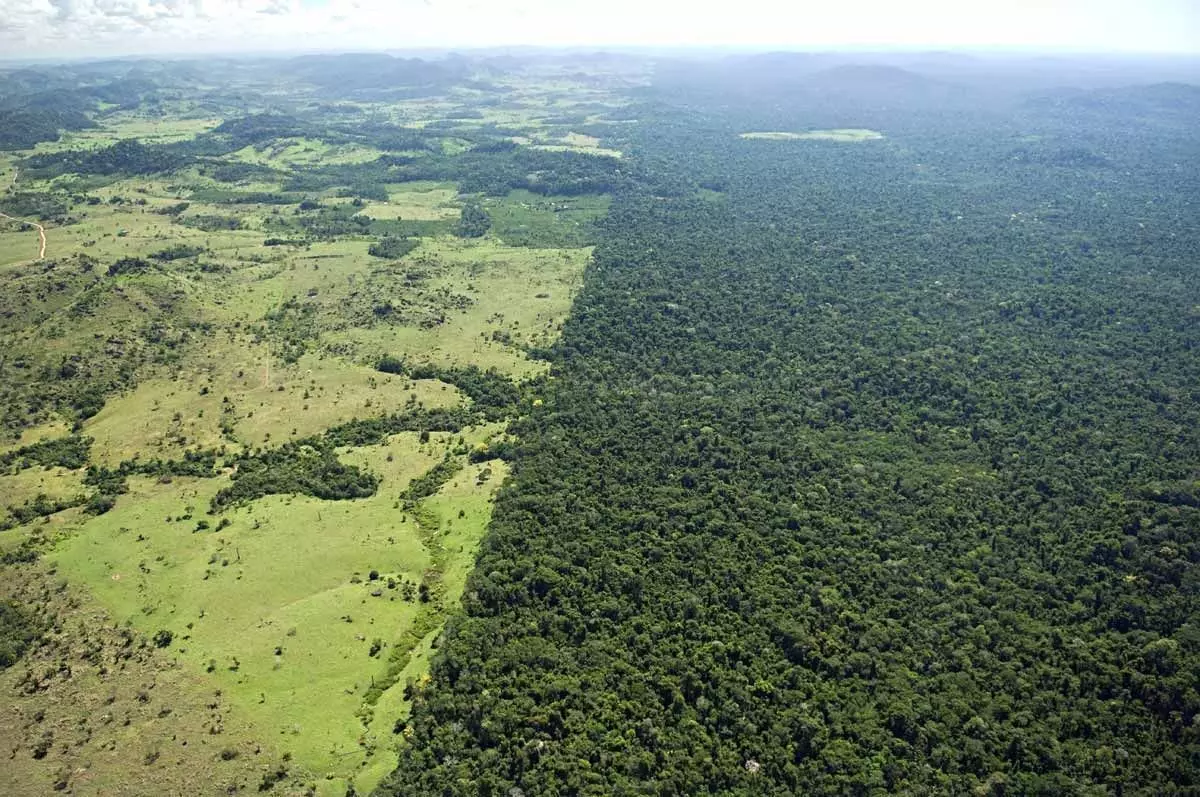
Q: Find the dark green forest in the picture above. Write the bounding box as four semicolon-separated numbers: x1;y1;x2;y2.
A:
377;60;1200;794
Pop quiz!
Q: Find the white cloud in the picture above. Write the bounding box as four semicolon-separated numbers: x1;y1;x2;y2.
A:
0;0;1197;58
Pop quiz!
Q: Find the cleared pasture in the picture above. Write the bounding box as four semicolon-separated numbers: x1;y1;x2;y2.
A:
328;237;591;377
51;424;507;789
740;128;884;141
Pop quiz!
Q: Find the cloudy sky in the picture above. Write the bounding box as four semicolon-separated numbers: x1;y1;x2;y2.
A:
1;0;1197;60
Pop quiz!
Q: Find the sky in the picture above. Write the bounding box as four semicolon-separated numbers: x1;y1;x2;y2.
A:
0;0;1197;60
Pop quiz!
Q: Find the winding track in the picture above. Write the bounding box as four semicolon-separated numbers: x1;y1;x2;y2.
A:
1;169;47;261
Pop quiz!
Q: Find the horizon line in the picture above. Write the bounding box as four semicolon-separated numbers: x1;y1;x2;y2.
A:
4;43;1200;68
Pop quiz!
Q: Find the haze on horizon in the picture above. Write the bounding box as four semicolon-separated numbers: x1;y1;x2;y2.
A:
0;0;1197;61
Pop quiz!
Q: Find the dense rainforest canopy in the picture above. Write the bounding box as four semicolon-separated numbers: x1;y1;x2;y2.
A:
377;59;1199;794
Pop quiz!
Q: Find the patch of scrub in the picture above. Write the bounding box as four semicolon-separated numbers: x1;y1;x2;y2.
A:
0;467;86;518
740;129;884;142
0;418;73;453
82;350;463;464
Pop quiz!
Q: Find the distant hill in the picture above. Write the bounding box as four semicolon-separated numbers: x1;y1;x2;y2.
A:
1025;81;1200;125
654;55;976;114
1040;81;1200;111
281;53;469;96
800;63;967;106
805;63;941;91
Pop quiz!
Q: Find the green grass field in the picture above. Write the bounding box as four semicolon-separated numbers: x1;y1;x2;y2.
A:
83;350;463;464
0;467;87;525
28;116;222;155
0;419;74;453
740;128;885;142
355;182;460;222
0;561;297;796
485;189;610;248
327;236;591;377
229;138;383;169
50;425;508;792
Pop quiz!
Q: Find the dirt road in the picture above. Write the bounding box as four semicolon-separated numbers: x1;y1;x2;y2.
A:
0;211;47;261
1;169;47;261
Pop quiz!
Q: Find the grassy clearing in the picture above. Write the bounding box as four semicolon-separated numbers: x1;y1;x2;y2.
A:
529;131;623;158
229;138;383;169
0;564;305;796
0;466;86;511
35;204;261;266
50;425;507;790
0;226;44;267
0;418;74;454
0;156;17;187
201;242;378;325
740;129;884;142
485;189;610;248
82;348;463;464
0;170;275;268
356;182;460;222
329;236;590;377
512;130;622;159
28;116;221;155
529;144;623;158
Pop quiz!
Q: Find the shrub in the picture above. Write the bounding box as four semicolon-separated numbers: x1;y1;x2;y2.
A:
368;236;419;259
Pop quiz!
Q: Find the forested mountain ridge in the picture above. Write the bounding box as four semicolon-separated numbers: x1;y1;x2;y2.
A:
378;69;1199;794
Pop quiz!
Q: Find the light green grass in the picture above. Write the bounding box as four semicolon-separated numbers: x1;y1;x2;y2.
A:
740;129;884;142
1;178;270;267
83;348;462;464
356;183;460;222
0;466;86;512
485;189;610;248
28;116;221;155
229;138;383;169
49;209;260;264
0;227;44;267
0;563;299;796
529;144;622;158
347;450;510;796
0;418;73;453
51;427;507;787
329;237;591;377
51;442;428;768
529;132;623;158
202;242;378;325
